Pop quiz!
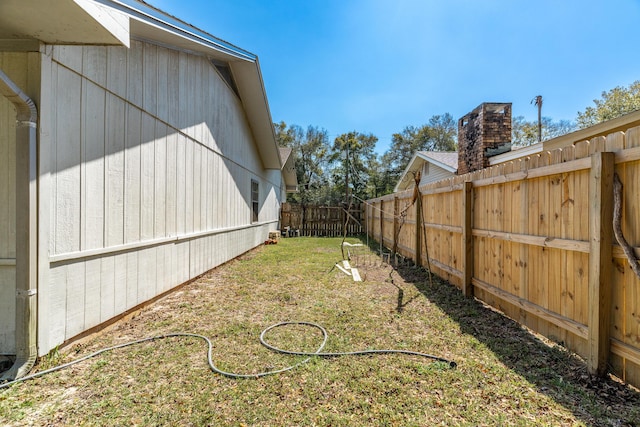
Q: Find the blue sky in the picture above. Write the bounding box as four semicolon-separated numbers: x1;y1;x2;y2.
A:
150;0;640;153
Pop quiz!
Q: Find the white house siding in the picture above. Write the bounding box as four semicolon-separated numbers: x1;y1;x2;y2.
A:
38;41;281;355
420;162;455;186
0;52;23;354
264;169;283;221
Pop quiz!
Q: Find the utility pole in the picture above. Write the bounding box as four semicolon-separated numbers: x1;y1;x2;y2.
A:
532;95;543;142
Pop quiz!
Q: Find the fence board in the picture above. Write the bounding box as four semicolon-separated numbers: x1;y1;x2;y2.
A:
363;124;640;389
620;126;640;384
280;203;363;237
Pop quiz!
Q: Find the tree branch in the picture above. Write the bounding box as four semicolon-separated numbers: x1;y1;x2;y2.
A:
613;173;640;280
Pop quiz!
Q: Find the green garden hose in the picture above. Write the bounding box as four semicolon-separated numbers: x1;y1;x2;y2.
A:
0;321;455;388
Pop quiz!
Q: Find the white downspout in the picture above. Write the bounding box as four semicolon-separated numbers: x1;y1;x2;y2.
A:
0;69;38;381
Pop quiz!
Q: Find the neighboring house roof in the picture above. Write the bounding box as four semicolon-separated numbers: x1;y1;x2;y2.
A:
279;147;298;192
0;0;282;170
419;151;459;171
394;151;458;192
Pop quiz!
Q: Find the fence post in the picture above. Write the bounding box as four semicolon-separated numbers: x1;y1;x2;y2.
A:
415;192;422;267
372;201;377;240
393;196;399;258
302;205;306;236
587;151;614;377
379;199;384;252
364;202;376;237
462;181;474;297
366;202;370;237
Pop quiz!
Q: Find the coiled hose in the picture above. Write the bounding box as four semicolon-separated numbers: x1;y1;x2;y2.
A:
0;321;455;389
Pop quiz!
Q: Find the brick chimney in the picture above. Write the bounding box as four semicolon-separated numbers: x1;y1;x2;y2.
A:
457;102;512;175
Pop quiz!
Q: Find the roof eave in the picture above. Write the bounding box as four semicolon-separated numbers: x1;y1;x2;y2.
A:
394;152;458;192
231;60;280;169
109;0;255;60
279;149;298;190
0;0;130;46
394;152;423;193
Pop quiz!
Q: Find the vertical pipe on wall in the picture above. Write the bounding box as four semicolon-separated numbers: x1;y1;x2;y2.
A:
0;69;38;381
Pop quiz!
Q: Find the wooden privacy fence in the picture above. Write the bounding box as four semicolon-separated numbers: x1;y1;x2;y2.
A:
280;203;363;237
367;128;640;388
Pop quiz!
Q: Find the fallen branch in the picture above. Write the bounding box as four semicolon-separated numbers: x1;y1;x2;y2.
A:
613;173;640;280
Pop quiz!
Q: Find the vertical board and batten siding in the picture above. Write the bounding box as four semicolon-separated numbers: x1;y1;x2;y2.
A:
0;52;24;353
37;40;280;355
367;127;640;389
420;162;455;186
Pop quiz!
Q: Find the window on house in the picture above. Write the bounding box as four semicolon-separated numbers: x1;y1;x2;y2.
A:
251;180;259;223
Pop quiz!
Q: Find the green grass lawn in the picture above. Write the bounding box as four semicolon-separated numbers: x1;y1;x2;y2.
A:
1;237;638;426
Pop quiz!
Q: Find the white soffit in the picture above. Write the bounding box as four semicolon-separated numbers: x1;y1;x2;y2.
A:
74;0;130;46
0;0;129;46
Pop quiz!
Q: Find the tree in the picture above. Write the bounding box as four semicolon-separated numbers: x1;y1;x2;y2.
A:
274;120;299;148
576;80;640;128
427;113;458;152
330;131;379;205
274;122;330;205
381;113;457;192
511;116;576;147
385;125;426;176
365;156;396;198
547;118;577;140
511;115;538;147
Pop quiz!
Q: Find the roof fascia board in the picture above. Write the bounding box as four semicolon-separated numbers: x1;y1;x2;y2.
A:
394;153;424;192
98;0;256;61
230;60;280;169
281;151;298;189
254;56;282;167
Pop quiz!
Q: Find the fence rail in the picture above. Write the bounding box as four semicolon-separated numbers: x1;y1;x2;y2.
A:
366;127;640;389
280;203;363;237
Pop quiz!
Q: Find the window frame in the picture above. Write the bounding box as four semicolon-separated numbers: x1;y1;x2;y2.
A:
251;179;259;223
